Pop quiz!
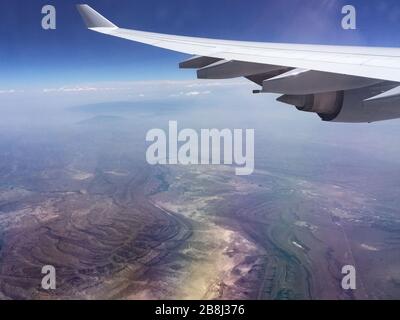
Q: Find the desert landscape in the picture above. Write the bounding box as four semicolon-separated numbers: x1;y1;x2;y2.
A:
0;101;399;300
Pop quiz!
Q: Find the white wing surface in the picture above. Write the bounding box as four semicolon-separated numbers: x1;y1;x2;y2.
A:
77;4;400;123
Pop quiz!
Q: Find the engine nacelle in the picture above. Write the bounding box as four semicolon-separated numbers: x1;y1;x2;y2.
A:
277;91;344;121
277;82;400;123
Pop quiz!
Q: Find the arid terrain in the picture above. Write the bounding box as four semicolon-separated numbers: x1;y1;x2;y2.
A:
0;101;400;300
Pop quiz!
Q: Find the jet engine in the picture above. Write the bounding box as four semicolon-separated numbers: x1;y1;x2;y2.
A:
277;82;400;123
277;91;344;121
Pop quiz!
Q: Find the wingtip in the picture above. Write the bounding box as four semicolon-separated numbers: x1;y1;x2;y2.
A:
76;4;118;29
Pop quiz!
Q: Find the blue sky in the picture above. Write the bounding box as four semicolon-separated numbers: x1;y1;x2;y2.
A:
2;0;400;88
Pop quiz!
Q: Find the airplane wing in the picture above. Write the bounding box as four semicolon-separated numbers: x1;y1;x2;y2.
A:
77;4;400;123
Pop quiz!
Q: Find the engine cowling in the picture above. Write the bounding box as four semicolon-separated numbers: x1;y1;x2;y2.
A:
276;83;400;123
277;91;344;121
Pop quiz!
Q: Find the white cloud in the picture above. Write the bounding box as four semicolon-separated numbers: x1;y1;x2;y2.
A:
0;79;254;111
185;90;211;96
186;91;201;96
185;80;245;88
169;90;212;97
43;86;99;93
0;89;26;95
0;89;16;94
